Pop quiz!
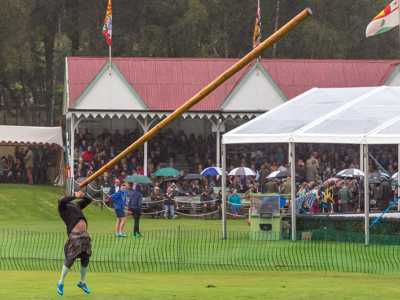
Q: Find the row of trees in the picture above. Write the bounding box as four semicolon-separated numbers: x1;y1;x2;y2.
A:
0;0;397;126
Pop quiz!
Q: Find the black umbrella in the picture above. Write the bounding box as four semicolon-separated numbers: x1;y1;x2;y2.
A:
336;168;364;178
267;170;289;179
369;172;390;184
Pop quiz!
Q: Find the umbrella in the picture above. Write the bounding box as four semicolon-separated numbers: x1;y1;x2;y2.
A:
391;172;400;183
183;173;203;180
336;168;365;178
201;167;223;177
228;167;256;176
267;169;289;179
125;175;152;185
369;172;390;184
153;167;180;177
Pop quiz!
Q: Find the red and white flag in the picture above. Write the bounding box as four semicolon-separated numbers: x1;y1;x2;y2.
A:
366;0;399;37
102;0;112;46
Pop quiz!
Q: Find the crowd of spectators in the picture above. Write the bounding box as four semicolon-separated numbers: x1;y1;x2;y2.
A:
74;127;216;181
0;145;59;184
76;128;399;215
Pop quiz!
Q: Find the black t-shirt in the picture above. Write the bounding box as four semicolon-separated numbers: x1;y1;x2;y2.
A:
58;196;92;235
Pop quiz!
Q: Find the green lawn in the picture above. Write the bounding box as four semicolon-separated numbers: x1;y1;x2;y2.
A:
1;270;400;300
0;184;247;232
2;184;400;299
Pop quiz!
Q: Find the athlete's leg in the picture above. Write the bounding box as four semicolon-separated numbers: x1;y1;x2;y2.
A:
77;253;91;294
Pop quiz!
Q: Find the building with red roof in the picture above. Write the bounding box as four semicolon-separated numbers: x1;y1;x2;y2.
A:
64;57;400;178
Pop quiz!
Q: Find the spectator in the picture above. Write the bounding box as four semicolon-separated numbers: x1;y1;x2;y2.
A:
338;181;352;212
306;152;319;182
24;147;34;184
164;183;177;219
110;183;128;237
127;183;143;238
265;179;279;194
109;178;121;194
228;189;241;216
150;186;163;218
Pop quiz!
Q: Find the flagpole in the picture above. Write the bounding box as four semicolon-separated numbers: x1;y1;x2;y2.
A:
109;45;112;76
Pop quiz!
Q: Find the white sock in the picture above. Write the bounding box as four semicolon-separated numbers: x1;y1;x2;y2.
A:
59;265;70;284
80;266;88;283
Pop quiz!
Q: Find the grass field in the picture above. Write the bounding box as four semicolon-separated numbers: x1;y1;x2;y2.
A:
2;184;400;299
2;271;400;300
0;184;247;232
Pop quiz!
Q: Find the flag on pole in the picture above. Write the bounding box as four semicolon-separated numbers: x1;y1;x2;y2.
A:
252;0;262;48
366;0;399;37
102;0;112;46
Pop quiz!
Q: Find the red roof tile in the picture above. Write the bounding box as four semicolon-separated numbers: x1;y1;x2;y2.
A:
67;57;400;111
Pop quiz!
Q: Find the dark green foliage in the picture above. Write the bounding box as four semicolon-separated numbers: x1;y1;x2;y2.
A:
0;0;398;126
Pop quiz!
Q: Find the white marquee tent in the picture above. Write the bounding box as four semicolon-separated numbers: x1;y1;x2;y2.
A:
0;126;63;147
221;86;400;244
0;126;64;185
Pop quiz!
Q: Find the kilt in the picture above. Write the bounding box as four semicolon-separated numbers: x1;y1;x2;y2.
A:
64;231;92;261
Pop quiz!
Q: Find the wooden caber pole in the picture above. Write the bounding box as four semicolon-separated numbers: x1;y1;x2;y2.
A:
80;8;312;188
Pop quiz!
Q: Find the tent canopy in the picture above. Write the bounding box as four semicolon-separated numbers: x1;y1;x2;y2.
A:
0;126;63;147
223;86;400;145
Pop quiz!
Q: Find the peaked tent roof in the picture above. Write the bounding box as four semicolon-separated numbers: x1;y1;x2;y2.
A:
0;126;63;147
223;86;400;145
66;57;400;112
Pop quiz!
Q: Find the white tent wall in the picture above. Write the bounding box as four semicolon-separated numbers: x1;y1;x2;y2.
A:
221;86;400;245
0;126;64;186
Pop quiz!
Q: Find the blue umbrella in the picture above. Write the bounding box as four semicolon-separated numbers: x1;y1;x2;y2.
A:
201;167;223;177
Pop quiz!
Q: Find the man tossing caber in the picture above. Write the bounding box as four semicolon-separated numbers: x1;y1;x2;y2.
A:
56;191;93;296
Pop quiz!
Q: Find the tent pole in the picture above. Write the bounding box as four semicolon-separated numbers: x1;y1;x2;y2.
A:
363;144;369;245
70;114;75;194
289;142;296;241
221;143;227;240
216;120;221;168
359;144;364;212
398;144;400;211
143;118;148;176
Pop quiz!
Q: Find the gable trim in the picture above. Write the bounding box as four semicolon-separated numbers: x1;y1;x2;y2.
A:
72;62;148;110
220;62;287;111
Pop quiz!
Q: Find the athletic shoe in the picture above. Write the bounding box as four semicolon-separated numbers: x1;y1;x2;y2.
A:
115;233;121;237
57;282;64;296
133;232;141;239
119;232;128;237
77;281;91;294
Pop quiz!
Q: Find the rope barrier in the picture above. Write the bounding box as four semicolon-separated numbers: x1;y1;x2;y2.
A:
141;210;167;215
226;212;247;218
175;210;219;217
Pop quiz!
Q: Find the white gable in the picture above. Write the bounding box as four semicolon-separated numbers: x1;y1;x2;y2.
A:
221;64;286;112
73;66;147;110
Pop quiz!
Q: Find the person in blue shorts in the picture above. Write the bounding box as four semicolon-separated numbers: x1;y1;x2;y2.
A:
110;183;127;237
